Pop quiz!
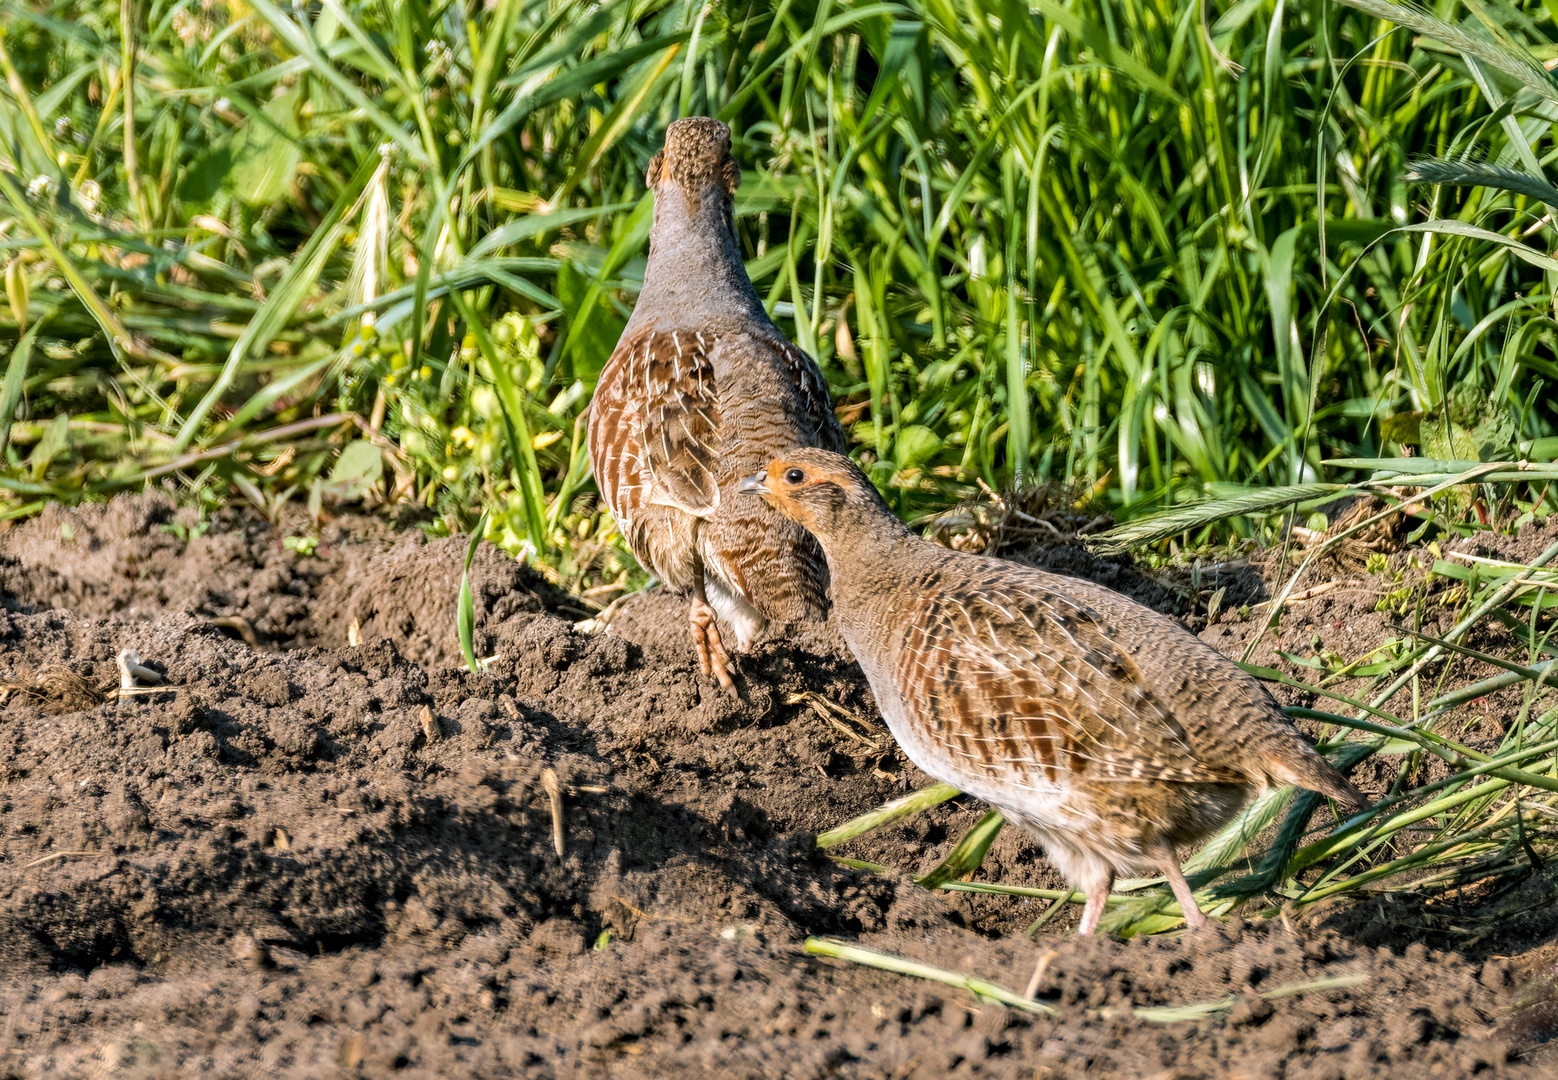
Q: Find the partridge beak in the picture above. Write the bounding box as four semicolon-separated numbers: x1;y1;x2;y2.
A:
738;472;770;496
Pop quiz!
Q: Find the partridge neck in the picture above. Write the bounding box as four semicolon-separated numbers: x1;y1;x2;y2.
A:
814;501;920;629
628;188;769;334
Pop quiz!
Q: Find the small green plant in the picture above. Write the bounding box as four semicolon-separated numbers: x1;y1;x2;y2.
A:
160;519;211;543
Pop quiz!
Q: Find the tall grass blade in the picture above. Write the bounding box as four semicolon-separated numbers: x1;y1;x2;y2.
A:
172;152;379;452
0;318;42;455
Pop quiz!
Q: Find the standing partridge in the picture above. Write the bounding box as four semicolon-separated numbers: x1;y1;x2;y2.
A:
588;118;845;690
740;450;1365;933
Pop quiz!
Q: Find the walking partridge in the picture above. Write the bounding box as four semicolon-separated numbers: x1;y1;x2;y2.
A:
740;450;1365;934
588;118;845;690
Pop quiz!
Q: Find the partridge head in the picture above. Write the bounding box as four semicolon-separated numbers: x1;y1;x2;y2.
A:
742;450;1365;934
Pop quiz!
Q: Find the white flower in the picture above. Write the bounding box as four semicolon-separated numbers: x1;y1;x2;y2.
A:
78;180;101;217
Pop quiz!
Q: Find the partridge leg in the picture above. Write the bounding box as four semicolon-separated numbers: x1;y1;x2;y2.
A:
689;569;736;693
1157;849;1207;930
1076;870;1114;936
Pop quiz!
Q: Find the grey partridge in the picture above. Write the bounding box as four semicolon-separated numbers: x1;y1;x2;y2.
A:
588;120;847;691
588;118;846;689
740;450;1365;934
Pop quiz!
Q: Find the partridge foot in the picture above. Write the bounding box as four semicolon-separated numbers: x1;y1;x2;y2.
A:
689;596;736;693
1077;879;1112;936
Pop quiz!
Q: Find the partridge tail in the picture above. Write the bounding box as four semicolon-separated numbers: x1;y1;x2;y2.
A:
1267;755;1367;813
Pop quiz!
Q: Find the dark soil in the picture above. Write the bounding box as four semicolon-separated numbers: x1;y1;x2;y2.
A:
0;494;1553;1078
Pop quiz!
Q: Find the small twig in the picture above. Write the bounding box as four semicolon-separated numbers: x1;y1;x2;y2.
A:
1023;948;1058;1001
206;615;260;647
1442;550;1557;572
116;649;163;691
1250;581;1345;607
786;691;880;749
112;684;180;698
24;850;107;869
541;767;565;858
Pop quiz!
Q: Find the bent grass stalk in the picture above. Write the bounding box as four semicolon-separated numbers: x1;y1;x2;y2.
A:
803;937;1369;1019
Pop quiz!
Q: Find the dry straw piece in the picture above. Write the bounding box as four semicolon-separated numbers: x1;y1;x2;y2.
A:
541;768;566;859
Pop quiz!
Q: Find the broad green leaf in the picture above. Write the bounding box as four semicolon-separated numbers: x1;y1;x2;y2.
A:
326;440;383;500
230;87;303;207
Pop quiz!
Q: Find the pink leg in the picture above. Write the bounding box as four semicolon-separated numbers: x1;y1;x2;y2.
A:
1159;849;1207;930
1076;871;1114;936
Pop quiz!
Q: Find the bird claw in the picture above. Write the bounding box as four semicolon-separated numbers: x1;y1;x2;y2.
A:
689;599;736;694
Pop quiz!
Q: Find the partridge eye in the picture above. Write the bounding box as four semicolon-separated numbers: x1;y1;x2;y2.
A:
784;468;806;485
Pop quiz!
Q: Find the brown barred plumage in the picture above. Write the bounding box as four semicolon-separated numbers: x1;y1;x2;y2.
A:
587;119;845;689
741;449;1366;934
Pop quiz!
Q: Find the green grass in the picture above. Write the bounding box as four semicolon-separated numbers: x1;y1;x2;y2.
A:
7;0;1558;566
